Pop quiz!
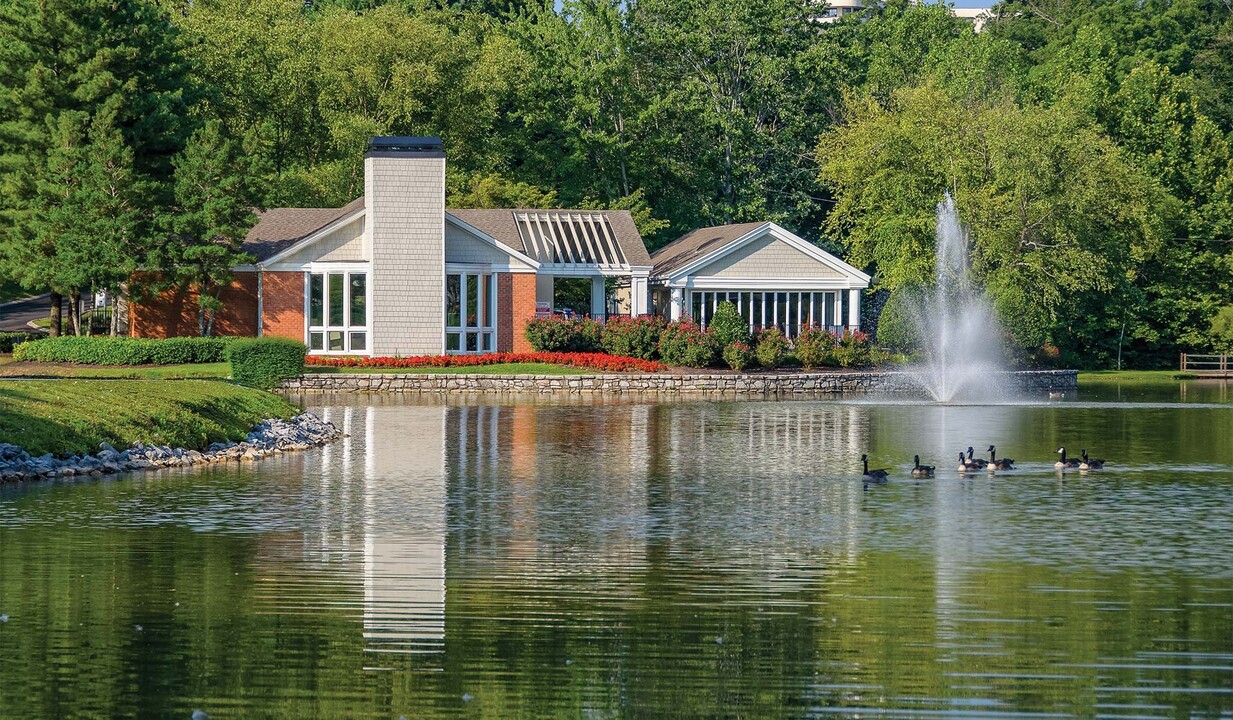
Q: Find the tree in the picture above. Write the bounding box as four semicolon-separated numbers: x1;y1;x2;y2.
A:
154;121;259;336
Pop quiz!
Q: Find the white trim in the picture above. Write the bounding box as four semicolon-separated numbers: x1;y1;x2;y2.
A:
672;277;863;291
446;214;541;269
259;209;367;267
658;222;871;286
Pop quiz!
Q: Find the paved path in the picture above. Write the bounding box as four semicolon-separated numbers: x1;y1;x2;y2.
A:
0;293;54;333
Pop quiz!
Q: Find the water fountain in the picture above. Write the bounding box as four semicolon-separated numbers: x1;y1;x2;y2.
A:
906;193;1006;402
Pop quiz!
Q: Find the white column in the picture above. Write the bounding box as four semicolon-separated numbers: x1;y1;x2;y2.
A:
669;287;683;321
832;291;842;329
630;276;649;316
848;288;860;330
590;276;606;320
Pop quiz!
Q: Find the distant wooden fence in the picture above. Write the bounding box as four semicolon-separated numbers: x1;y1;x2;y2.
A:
1180;353;1232;377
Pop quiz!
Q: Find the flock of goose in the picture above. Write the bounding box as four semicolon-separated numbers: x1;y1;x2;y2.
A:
860;445;1107;483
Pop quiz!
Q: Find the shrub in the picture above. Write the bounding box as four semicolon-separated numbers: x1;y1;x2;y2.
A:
226;337;306;389
722;341;754;371
524;315;602;352
12;336;232;365
658;318;720;367
754;327;789;369
833;328;875;368
709;301;750;347
600;315;664;360
877;286;922;353
305;351;663;373
794;326;839;369
0;332;42;353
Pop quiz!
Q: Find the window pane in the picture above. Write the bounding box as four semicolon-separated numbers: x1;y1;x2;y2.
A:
812;294;825;329
777;293;788;333
446;333;460;351
487;276;496;329
328;330;344;351
310;332;324;351
349;332;366;351
329;274;344;326
349;274;366;327
465;332;478;352
752;293;762;330
481;332;492;352
466;274;479;329
309;274;324;326
691;293;702;321
446;275;461;327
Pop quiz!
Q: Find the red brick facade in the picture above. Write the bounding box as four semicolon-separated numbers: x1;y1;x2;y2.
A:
498;272;536;353
129;273;259;338
261;271;305;342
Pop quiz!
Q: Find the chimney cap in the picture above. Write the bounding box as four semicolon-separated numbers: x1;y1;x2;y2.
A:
366;136;445;156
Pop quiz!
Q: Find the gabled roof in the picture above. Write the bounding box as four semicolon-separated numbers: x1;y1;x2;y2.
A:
650;221;767;276
651;221;871;286
243;197;365;262
446;209;651;267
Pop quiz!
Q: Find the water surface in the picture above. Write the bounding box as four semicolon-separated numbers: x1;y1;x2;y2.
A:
1;382;1231;718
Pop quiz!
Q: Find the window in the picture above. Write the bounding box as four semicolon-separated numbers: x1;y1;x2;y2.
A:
689;290;846;336
445;273;496;354
307;270;367;353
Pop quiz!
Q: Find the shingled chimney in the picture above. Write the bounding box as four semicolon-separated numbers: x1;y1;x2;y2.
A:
364;137;446;355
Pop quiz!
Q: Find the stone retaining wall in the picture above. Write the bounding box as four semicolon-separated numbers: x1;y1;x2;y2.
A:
283;370;1077;396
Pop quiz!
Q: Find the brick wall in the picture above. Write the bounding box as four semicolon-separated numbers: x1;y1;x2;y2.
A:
129;273;258;338
261;271;304;341
510;273;537;353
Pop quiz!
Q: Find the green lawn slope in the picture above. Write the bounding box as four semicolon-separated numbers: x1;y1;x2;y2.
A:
0;379;297;457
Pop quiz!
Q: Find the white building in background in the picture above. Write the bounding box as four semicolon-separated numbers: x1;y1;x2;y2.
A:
815;1;994;31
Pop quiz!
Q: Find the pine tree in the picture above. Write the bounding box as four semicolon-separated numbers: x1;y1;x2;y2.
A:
158;120;259;337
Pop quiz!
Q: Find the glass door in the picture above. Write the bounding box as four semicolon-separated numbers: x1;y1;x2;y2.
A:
445;273;496;353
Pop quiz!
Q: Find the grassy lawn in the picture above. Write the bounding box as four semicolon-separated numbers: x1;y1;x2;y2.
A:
308;362;591;376
0;379;297;456
0;356;231;380
1078;370;1196;384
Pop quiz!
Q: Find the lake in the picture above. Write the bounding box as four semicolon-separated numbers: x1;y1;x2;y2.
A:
1;380;1231;718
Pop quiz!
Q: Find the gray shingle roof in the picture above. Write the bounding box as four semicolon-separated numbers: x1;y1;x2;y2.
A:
243;197;365;262
650;221;768;277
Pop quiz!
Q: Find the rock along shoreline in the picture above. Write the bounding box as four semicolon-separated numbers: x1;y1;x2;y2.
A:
0;412;341;483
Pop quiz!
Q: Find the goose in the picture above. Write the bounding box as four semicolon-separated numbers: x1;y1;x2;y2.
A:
911;455;935;478
987;445;1014;470
966;447;988;469
958;451;981;473
1055;447;1080;469
861;454;889;482
1079;450;1105;470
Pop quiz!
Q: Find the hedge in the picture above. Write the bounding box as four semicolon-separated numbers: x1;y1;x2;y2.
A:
0;331;42;353
225;337;307;389
12;336;234;365
524;316;602;352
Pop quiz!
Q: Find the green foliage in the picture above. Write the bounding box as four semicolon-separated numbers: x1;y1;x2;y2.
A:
794;326;839;370
225;337;307;389
600;316;665;360
0;379;294;456
1210;306;1233;352
524;316;603;352
12;336;233;365
658;319;719;367
0;332;42;353
708;302;751;348
722;341;754;372
876;287;922;353
833;329;878;368
754;327;789;369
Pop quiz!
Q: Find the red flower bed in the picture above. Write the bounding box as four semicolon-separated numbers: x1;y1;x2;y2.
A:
304;351;663;373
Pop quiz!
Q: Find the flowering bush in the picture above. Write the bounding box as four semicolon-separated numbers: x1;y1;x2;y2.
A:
304;351;663;373
722;341;754;371
833;328;876;368
523;315;602;352
754;327;789;369
600;315;664;360
794;325;839;369
658;318;720;367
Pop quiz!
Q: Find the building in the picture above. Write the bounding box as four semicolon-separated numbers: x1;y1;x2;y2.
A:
814;1;993;31
129;137;870;356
